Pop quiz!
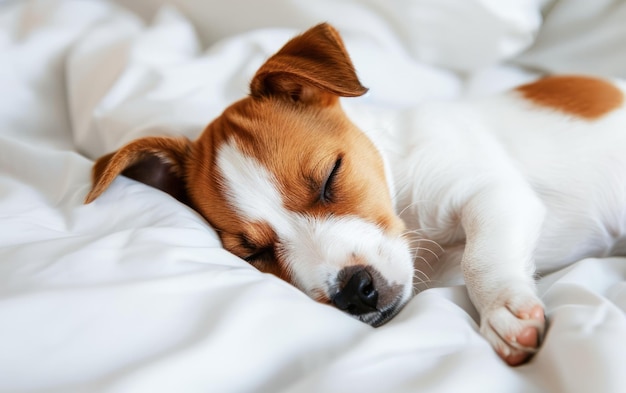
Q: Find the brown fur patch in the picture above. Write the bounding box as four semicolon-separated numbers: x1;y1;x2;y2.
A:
250;23;368;103
84;136;191;204
516;75;624;119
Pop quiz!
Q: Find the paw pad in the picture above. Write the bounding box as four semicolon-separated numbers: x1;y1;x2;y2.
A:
482;299;546;366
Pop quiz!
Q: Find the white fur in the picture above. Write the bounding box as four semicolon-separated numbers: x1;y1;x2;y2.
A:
217;140;291;230
389;84;626;360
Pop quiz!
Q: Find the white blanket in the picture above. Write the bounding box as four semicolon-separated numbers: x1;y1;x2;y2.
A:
1;1;625;392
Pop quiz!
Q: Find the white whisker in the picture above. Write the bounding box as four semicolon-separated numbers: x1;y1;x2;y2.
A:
414;238;445;253
412;253;435;272
414;246;441;261
412;269;431;286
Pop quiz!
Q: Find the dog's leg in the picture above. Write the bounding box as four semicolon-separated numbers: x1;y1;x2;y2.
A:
460;180;547;366
399;104;549;365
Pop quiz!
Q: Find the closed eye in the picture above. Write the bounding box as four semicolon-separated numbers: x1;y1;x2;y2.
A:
321;156;342;203
243;247;274;263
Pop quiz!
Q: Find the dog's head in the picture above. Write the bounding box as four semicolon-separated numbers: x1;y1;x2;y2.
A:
85;23;414;326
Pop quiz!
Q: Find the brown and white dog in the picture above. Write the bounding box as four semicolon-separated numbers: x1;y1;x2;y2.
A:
85;23;626;366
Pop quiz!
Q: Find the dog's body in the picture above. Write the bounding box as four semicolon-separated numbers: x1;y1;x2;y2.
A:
396;83;626;275
86;24;626;366
391;80;626;364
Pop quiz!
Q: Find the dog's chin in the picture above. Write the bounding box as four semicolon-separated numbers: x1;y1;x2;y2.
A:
354;296;409;328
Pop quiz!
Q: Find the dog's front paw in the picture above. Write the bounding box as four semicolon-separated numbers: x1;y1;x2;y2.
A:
479;288;545;366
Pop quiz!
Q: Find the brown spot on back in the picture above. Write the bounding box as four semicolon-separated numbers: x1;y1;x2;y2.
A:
516;75;624;119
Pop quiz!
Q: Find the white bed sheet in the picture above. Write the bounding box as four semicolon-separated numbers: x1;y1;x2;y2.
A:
1;1;625;392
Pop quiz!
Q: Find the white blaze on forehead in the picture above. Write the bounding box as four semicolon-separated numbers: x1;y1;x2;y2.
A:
217;140;290;229
217;139;413;297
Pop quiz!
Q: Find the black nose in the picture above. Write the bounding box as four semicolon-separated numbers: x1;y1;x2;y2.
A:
332;267;378;315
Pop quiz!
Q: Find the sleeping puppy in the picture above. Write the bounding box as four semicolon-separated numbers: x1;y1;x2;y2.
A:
85;23;626;366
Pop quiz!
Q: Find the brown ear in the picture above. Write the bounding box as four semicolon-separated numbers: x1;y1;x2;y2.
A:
250;23;368;104
84;136;192;205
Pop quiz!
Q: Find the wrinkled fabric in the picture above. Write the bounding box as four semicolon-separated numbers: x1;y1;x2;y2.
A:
1;1;625;392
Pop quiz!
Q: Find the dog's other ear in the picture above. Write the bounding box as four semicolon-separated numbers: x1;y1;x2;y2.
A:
250;23;368;105
84;136;192;205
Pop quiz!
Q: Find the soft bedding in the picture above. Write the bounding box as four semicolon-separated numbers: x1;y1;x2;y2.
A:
1;1;626;392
